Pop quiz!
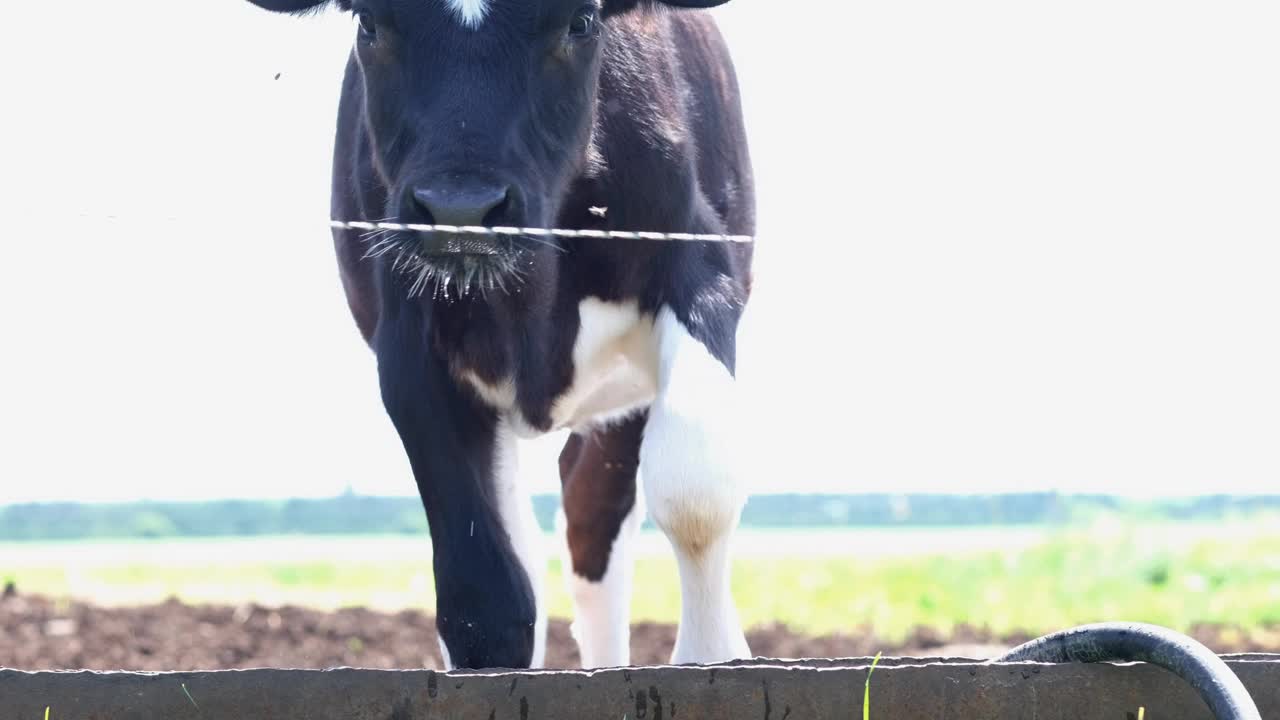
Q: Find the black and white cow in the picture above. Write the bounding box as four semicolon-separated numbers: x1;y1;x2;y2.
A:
244;0;756;670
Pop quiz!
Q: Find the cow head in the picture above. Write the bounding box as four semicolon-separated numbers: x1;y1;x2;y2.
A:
247;0;729;297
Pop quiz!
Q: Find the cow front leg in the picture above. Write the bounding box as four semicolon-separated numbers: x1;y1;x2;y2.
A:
375;307;543;670
640;305;751;665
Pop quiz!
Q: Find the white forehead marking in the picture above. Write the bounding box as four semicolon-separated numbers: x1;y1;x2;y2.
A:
444;0;491;28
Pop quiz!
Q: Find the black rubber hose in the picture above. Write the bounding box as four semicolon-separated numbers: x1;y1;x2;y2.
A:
992;622;1260;720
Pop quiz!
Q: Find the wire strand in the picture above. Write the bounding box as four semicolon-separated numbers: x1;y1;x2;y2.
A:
328;220;755;244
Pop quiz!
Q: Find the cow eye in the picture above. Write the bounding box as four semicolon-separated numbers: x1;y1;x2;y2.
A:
356;10;377;38
568;5;598;39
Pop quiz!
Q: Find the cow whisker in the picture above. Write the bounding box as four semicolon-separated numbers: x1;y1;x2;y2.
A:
353;224;542;300
362;235;399;260
516;234;566;254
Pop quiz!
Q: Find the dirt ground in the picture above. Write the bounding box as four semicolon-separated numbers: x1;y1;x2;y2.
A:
2;589;1277;671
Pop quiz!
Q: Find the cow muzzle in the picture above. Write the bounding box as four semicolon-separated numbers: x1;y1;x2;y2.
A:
375;180;538;297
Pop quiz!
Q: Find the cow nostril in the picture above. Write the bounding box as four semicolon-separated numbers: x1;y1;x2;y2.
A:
412;185;511;228
481;193;511;228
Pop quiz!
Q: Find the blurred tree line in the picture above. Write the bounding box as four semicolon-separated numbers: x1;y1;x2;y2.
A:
1;492;1276;541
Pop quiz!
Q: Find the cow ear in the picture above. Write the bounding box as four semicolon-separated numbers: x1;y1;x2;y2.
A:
244;0;337;15
603;0;729;18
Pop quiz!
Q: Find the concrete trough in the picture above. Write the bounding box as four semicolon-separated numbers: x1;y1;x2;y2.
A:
3;655;1278;719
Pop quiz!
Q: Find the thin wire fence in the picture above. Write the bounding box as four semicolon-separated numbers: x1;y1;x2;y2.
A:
328;220;755;244
63;212;756;244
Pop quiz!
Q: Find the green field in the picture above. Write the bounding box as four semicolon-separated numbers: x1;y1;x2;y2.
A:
5;521;1279;642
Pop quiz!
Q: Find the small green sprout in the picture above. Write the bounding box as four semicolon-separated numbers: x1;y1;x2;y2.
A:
863;651;882;720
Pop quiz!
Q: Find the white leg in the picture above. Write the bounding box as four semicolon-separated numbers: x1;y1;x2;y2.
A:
639;307;750;665
558;490;644;668
493;419;548;668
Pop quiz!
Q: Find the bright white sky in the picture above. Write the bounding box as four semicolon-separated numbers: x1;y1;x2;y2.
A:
1;0;1277;504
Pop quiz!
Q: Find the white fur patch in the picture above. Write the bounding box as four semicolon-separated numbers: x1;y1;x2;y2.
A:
437;636;454;670
458;300;656;437
557;492;645;668
493;419;548;668
639;306;750;665
550;298;659;433
460;370;516;410
443;0;491;28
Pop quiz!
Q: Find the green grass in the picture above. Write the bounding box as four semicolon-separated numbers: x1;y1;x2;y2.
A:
5;522;1279;642
863;652;881;720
